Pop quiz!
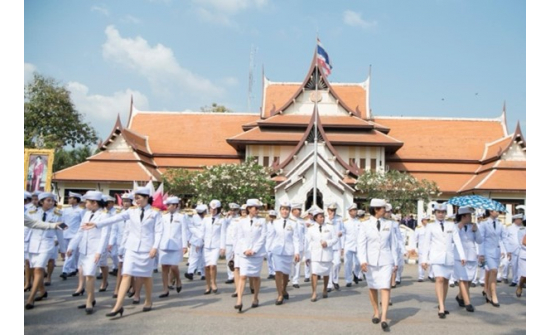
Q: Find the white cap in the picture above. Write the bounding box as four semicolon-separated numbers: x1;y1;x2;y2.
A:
195;204;208;213
385;203;393;212
246;199;262;208
357;209;366;217
229;203;240;210
38;192;55;201
458;206;474;215
369;199;386;208
291;202;302;210
279;201;290;208
83;191;103;201
433;203;447;211
240;204;247;210
268;210;277;217
209;199;221;209
121;192;134;201
24;191;32;200
68;191;83;200
311;209;324;217
308;205;322;214
327;202;338;210
347;203;358;211
421;214;430;221
32;191;41;197
135;187;151;197
164;196;180;205
103;195;116;202
446;213;456;220
512;214;524;220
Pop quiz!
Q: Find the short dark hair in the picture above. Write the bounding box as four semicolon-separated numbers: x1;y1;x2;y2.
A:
369;207;383;216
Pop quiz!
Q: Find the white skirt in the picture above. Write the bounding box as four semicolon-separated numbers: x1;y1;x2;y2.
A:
29;252;49;269
239;255;263;277
518;249;526;277
233;254;241;269
79;253;99;276
160;249;183;266
204;248;220;266
48;245;59;260
454;261;477;281
366;264;393;289
311;261;332;277
123;250;155;277
432;264;453;279
98;251;109;267
486;256;500;270
273;254;293;275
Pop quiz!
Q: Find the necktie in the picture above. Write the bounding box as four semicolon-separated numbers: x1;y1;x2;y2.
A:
283;219;286;229
464;225;468;232
42;212;47;222
170;213;173;223
140;208;144;222
90;212;95;221
440;221;444;232
377;220;380;231
250;219;253;227
493;220;496;230
212;217;215;225
318;224;322;233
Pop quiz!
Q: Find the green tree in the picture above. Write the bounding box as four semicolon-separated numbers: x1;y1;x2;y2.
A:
24;73;98;148
200;102;232;113
53;146;94;172
355;170;440;215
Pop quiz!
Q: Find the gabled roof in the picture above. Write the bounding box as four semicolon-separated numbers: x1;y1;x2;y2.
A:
99;114;151;155
53;161;160;182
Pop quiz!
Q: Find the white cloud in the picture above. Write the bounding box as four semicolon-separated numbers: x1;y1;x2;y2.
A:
67;81;149;140
196;7;236;27
91;5;110;16
102;25;223;101
220;77;239;87
24;63;37;84
193;0;268;27
121;14;141;24
343;10;377;29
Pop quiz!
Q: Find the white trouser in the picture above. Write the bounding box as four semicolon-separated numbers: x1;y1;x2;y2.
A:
188;246;204;274
344;250;360;284
396;256;405;281
226;244;234;280
328;249;341;288
417;253;427;279
497;256;509;280
292;250;310;284
62;238;78;273
110;245;119;270
510;252;520;283
267;251;275;275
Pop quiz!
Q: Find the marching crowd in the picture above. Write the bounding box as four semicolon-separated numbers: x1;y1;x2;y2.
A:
23;188;526;332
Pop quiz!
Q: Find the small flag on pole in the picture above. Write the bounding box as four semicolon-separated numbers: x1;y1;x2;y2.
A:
317;38;332;76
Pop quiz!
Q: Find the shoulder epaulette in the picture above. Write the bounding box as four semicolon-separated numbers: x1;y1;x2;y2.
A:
287;217;296;222
343;218;349;222
116;209;122;214
54;209;63;216
130;206;137;209
519;227;526;230
28;209;37;214
162;210;168;214
151;207;160;211
103;209;108;213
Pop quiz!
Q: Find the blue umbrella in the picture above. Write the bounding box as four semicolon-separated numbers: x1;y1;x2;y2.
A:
447;195;507;212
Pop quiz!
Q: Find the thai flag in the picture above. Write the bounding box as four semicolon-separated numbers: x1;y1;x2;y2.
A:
317;38;332;76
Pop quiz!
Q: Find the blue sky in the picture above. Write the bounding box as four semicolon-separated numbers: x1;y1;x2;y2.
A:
23;0;526;142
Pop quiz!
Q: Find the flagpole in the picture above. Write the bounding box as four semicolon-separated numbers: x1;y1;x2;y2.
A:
313;35;319;208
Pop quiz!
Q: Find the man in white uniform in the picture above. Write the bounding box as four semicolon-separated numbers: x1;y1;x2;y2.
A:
60;192;85;280
504;214;525;287
326;203;343;292
342;204;361;287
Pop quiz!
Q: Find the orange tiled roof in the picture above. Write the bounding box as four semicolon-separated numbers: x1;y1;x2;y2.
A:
154;157;242;169
88;151;138;161
129;113;258;155
121;128;150;154
332;85;366;117
460;170;526;193
388;161;479;173
53;161;158;182
258;115;374;128
409;172;474;193
482;135;513;161
377;117;505;161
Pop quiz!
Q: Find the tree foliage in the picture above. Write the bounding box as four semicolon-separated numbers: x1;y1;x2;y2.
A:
200;102;232;113
355;170;440;214
53;146;95;172
24;73;98;149
163;158;275;209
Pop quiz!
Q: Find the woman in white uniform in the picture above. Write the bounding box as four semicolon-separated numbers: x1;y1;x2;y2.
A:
516;231;526;297
268;201;300;305
233;199;267;312
201;200;226;294
357;199;398;332
25;192;65;310
110;193;133;299
478;209;508;307
158;196;188;297
453;207;481;312
67;191;111;314
83;187;163;317
421;203;465;319
305;209;338;302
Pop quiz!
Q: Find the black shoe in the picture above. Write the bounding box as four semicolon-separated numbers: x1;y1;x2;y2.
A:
310;296;317;302
159;292;169;298
225;279;234;284
204;289;212;295
396;280;401;285
353;275;359;284
490;301;500;307
127;290;135;298
44;282;51;287
470;283;477;288
304;278;310;283
35;292;48;301
184;273;193;281
109;269;118;276
322;293;328;299
438;312;446;319
418;279;424;282
106;307;124;317
429;276;435;282
24;285;31;292
267;274;275;280
456;295;465;307
250;288;254;294
327;288;332;293
465;304;475;312
68;271;77;277
168;285;174;290
99;283;109;292
438;306;449;314
346;283;352;288
60;272;68;280
275;299;283;306
449;283;455;288
153;269;158;273
85;307;94;315
251;301;259;308
200;276;205;280
234;304;242;312
293;284;300;289
72;289;85;297
283;293;289;300
112;294;118;299
176;286;182;293
381;322;390;332
372;316;380;324
143;305;153;312
25;303;34;310
96;274;103;280
497;279;502;283
391;284;397;289
132;299;140;304
334;283;340;290
482;290;487;297
78;300;96;309
509;282;517;287
231;292;238;298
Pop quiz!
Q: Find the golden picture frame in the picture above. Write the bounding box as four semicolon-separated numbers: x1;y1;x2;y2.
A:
24;149;55;193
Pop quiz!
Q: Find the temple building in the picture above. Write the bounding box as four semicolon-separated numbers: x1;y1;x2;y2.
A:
52;52;526;222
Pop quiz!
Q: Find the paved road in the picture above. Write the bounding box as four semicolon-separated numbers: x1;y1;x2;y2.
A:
24;259;526;334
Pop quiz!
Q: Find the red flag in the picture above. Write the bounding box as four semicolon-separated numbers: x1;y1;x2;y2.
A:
152;183;166;210
116;193;122;207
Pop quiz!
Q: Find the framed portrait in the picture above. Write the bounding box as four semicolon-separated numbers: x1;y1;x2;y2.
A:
24;149;55;193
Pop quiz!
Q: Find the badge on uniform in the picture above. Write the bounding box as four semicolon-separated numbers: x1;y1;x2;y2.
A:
286;226;293;231
254;223;261;227
383;228;390;231
447;230;453;234
323;229;329;233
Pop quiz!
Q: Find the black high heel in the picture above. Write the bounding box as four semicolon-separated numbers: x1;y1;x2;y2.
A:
176;286;182;293
231;292;238;298
78;300;96;309
106;307;124;317
490;301;500;307
142;305;153;312
24;286;31;292
275;298;283;305
132;298;140;304
456;295;465;307
99;283;109;292
25;303;34;310
283;293;289;300
482;290;487;297
381;321;390;332
34;292;48;301
85;307;94;315
159;292;169;298
251;301;259;308
234;304;242;312
372;316;380;324
204;289;212;295
212;288;218;294
72;289;85;297
127;289;135;298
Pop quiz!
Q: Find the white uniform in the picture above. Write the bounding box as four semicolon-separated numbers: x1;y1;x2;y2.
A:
391;220;406;282
68;210;110;276
328;215;343;289
61;205;85;274
268;217;300;275
479;218;507;270
187;214;205;275
420;220;466;279
96;205;163;277
517;228;526;278
105;207;118;269
357;217;398;289
158;211;188;265
224;214;240;280
234;216;267;277
26;207;66;268
454;223;482;281
305;222;339;276
266;220;276;276
412;225;432;280
109;208;130;263
291;215;309;285
504;224;524;284
201;214;227;266
342;217;361;284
